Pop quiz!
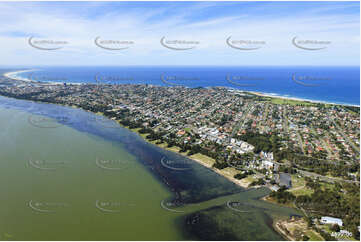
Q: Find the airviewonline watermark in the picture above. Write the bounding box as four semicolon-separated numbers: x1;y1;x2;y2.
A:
27;199;253;214
95;158;132;171
28;200;69;213
95;200;135;213
27;35;332;51
28;200;136;213
226;74;263;87
160;74;200;86
28;114;71;128
292;36;331;51
160;199;200;213
28;36;68;51
226;36;266;50
160;156;192;171
28;159;68;171
292;73;330;87
94;36;134;50
160;37;200;50
27;157;131;171
226;201;251;213
27;73;69;83
94;74;134;85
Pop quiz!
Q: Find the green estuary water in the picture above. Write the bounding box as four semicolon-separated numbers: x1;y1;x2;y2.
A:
0;96;301;240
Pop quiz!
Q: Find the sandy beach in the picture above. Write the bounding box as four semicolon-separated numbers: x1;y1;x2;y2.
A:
183;153;253;189
3;69;37;82
120;123;253;189
3;69;83;86
247;90;360;107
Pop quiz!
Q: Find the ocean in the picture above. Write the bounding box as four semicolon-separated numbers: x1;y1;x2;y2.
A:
11;66;361;106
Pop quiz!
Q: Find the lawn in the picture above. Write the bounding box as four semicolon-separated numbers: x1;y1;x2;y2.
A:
289;175;314;196
279;218;324;241
320;181;335;191
305;230;324;241
184;127;191;132
270;98;314;106
189;153;215;166
243;175;257;184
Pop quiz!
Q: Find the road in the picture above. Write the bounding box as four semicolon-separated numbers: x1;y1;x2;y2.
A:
282;107;288;134
296;168;359;185
258;103;269;133
309;126;335;159
296;131;306;155
229;103;252;141
271;160;359;184
332;120;360;154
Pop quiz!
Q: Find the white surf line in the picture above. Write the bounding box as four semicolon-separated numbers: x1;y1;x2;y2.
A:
3;69;39;82
3;69;83;86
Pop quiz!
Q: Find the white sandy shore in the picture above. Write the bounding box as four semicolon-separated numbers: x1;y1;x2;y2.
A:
3;69;38;82
183;155;252;189
3;69;83;85
240;89;359;107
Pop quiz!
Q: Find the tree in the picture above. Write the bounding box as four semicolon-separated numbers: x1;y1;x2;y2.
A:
331;224;340;232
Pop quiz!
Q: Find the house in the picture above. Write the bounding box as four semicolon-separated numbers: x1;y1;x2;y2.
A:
262;160;274;169
320;216;343;226
177;130;185;136
275;173;292;189
270;185;280;191
273;163;279;172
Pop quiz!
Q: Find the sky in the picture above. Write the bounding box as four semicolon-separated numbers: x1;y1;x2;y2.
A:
0;1;359;67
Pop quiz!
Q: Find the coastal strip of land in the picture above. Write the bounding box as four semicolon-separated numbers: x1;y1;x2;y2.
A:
1;70;359;241
118;123;254;189
5;70;360;107
3;69;83;85
3;69;37;82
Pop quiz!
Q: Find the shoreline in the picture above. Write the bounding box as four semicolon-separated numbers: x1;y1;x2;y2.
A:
273;218;295;241
115;121;253;189
3;69;83;85
0;93;292;241
0;88;252;190
3;69;39;82
4;69;359;108
1;71;356;240
246;90;360;108
0;88;252;189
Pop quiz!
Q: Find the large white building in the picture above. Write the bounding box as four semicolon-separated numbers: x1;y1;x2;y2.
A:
320;216;343;226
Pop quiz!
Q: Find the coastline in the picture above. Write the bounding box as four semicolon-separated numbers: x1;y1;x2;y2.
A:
4;69;359;107
0;87;252;190
1;69;357;191
2;70;356;240
103;118;298;240
0;77;301;240
114;121;253;189
246;90;360;108
3;69;83;85
3;69;38;82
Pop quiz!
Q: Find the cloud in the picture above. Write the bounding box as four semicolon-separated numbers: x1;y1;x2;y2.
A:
0;2;359;66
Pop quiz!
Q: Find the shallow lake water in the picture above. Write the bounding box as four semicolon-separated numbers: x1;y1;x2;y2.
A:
0;96;300;240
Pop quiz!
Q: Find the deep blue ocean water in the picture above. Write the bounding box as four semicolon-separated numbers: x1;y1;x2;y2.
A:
15;66;360;106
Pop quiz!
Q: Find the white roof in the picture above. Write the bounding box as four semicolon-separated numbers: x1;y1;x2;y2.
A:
321;216;343;224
